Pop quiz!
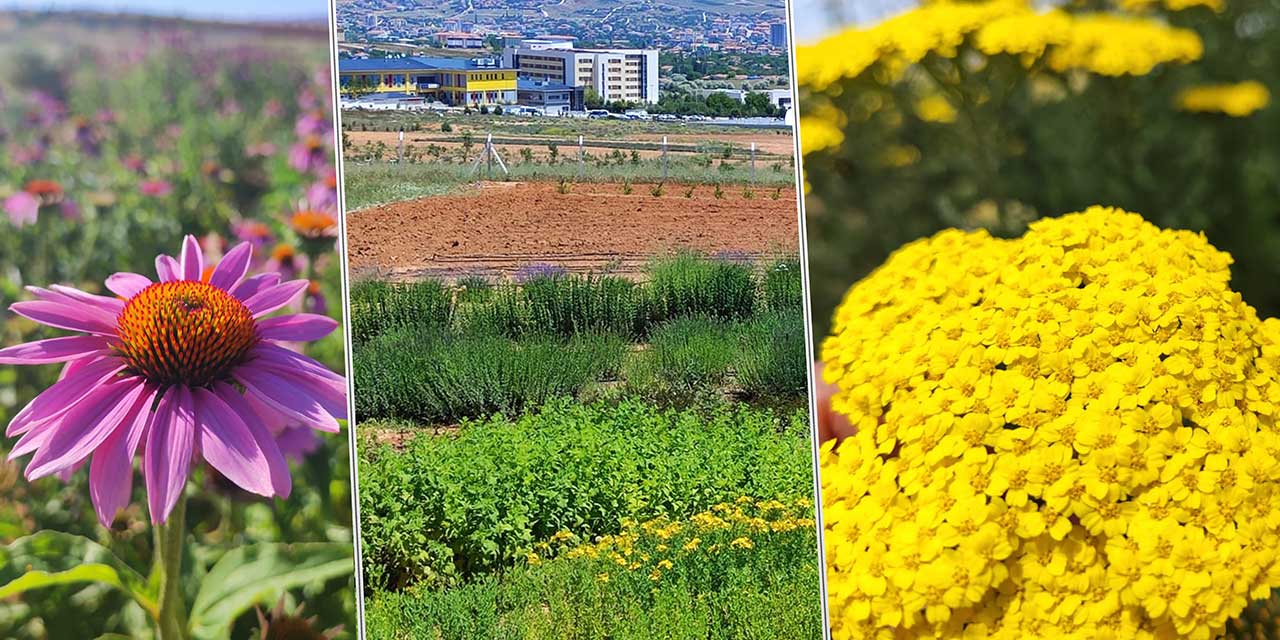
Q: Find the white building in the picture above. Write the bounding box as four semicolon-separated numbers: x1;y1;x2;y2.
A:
695;87;793;111
502;38;660;105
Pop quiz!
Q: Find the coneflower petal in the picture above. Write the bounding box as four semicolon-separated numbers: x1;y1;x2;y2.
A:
145;386;196;524
7;357;127;437
208;241;252;290
194;386;286;497
25;376;148;480
0;335;111;364
235;367;340;433
243;279;309;318
216;381;292;497
89;383;158;527
179;235;202;281
11;300;119;335
155;254;180;282
105;272;153;299
256;313;338;342
232;273;281;301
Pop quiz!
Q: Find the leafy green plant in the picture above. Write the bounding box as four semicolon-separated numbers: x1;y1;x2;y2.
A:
636;317;736;400
356;399;812;590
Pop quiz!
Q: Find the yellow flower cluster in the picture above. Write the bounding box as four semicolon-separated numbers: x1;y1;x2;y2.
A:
1178;81;1272;117
820;207;1280;639
796;1;1202;92
1117;0;1223;13
527;496;815;583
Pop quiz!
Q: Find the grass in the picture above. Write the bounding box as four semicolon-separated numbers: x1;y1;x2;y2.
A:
628;317;737;400
736;311;808;401
342;160;793;210
356;399;813;591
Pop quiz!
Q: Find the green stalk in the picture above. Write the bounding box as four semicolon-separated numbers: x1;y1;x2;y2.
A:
154;492;189;640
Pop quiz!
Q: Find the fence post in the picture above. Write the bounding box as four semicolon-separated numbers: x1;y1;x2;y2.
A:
662;135;668;183
398;127;404;166
487;132;494;180
578;134;584;181
750;141;756;183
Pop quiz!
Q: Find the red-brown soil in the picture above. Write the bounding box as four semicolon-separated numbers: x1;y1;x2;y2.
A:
345;181;800;281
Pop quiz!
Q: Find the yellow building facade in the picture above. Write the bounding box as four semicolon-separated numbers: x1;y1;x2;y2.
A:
338;57;517;106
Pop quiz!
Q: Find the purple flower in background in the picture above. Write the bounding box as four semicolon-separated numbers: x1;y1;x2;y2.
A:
288;136;328;173
140;180;173;197
515;263;567;283
712;249;752;265
27;91;67;128
4;191;38;227
59;200;81;221
123;155;146;174
295;110;331;138
11;143;46;167
0;236;347;525
306;166;339;211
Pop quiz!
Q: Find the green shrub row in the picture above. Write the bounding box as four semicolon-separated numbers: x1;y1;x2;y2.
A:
353;328;626;424
350;253;802;344
353;311;807;424
356;399;812;591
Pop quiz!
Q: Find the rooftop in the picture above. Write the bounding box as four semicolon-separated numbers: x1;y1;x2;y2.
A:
338;56;503;72
517;78;575;91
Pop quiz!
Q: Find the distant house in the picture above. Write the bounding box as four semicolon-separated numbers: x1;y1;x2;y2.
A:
434;31;485;49
516;78;584;115
338;57;517;106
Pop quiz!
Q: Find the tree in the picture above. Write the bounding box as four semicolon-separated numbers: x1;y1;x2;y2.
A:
584;88;604;110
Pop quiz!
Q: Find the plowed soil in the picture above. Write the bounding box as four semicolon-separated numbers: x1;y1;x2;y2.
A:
345;181;800;281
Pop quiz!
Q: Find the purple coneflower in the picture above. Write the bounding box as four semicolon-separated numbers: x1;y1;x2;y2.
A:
0;236;347;525
140;179;173;197
5;191;38;227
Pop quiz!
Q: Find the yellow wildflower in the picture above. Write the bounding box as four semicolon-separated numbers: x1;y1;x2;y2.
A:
1177;81;1271;117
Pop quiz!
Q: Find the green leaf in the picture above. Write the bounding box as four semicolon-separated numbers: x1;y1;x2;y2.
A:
187;542;353;640
0;530;157;618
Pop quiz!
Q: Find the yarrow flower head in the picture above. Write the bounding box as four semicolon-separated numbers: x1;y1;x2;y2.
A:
1;236;347;526
795;1;1203;92
820;207;1280;639
1177;81;1272;117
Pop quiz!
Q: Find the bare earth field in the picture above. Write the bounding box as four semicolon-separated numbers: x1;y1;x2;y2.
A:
346;181;800;281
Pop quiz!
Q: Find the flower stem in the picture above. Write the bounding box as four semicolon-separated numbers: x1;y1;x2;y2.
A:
155;492;189;640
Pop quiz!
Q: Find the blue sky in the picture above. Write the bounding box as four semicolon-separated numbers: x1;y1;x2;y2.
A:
0;0;329;20
789;0;914;43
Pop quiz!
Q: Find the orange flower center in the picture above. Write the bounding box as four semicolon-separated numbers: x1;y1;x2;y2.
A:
272;244;297;261
290;210;337;238
24;179;63;201
116;281;257;386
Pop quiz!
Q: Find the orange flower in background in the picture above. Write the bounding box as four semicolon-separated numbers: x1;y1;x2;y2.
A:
23;179;64;205
290;210;338;240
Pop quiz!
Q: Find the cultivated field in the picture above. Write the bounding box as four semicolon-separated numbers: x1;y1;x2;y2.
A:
346;181;799;281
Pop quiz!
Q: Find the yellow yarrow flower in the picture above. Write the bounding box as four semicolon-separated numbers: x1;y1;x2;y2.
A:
821;207;1280;639
1177;81;1272;117
796;1;1202;92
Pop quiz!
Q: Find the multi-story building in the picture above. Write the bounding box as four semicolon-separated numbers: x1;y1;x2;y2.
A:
502;38;659;105
769;22;787;48
337;57;517;106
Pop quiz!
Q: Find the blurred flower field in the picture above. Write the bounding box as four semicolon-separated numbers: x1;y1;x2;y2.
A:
0;13;352;640
797;0;1280;341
